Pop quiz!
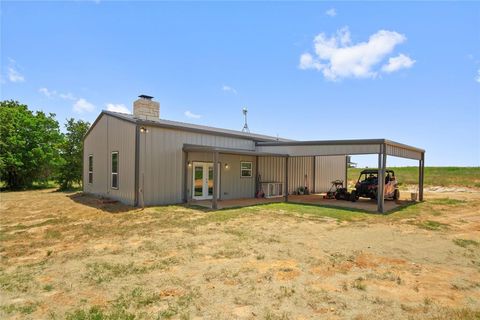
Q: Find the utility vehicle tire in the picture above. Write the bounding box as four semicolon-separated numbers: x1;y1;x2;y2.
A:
350;191;357;202
393;189;400;200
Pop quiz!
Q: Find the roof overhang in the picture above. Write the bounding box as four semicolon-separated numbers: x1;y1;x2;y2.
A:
256;139;424;160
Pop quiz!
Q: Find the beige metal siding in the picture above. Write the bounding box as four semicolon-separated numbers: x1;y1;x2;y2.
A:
256;144;380;157
257;156;286;196
83;115;136;205
288;157;314;194
186;152;255;200
257;156;286;185
386;144;422;160
140;126;256;205
314;156;347;193
84;115;108;196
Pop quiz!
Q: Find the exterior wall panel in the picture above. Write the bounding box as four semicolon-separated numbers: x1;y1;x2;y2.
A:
83;115;136;205
140;126;256;205
257;156;286;186
386;144;422;160
314;155;347;193
256;144;380;157
288;157;314;194
84;115;108;196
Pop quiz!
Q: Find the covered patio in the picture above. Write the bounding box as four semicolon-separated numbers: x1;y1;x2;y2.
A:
184;139;425;214
189;194;412;212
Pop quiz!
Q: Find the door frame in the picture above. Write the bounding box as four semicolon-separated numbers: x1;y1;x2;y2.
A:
191;161;220;200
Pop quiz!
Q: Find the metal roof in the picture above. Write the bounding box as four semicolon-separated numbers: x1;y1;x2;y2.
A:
359;169;396;174
257;138;424;153
98;111;290;142
84;112;424;161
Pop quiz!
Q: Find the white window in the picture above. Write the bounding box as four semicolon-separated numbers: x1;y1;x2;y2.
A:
240;161;252;178
111;152;119;189
88;155;93;184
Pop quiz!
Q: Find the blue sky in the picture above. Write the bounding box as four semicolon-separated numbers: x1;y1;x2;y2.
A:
1;1;479;166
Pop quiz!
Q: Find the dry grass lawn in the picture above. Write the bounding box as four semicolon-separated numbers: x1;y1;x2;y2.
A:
1;189;480;319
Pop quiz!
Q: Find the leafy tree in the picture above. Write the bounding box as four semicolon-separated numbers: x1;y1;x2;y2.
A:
0;100;63;189
56;118;90;190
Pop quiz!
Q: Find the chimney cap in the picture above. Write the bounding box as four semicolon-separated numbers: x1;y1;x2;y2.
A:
138;94;154;100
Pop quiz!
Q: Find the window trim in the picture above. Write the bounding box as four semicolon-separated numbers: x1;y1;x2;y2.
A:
88;154;93;184
240;161;253;178
111;151;119;189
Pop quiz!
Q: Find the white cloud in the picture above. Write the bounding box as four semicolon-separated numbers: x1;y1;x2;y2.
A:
39;87;56;98
299;53;323;70
7;58;25;82
222;85;237;94
184;110;202;119
381;53;416;73
6;58;25;83
59;92;76;100
73;98;95;114
106;103;130;114
8;67;25;82
325;8;336;17
38;87;76;100
299;27;413;80
476;69;480;83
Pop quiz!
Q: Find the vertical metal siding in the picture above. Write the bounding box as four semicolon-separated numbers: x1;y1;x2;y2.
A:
386;144;422;160
106;116;136;204
314;155;347;193
83;115;136;205
84;115;108;196
288;157;314;194
256;144;380;156
140;126;256;205
257;156;286;186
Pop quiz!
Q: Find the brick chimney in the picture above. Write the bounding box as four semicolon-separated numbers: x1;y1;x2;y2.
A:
133;95;160;120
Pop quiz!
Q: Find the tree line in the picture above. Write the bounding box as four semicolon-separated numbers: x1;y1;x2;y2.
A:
0;100;90;190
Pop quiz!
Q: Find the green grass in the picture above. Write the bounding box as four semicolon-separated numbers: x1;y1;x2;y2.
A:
85;258;179;284
0;270;34;293
167;196;465;227
0;302;38;315
417;220;449;231
65;287;200;320
44;229;62;239
428;198;467;205
246;202;372;221
65;306;135;320
453;238;480;248
43;284;54;291
352;277;367;291
348;167;480;188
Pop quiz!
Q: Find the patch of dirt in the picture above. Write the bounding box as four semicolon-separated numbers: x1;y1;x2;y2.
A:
0;189;479;319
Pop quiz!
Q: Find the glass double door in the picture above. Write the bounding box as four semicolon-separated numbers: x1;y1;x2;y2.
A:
192;162;217;200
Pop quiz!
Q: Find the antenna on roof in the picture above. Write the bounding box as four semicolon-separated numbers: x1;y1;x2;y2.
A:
242;107;250;133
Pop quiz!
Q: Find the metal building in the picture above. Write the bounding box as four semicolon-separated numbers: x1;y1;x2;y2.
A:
83;95;425;213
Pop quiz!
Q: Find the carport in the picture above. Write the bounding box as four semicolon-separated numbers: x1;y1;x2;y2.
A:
256;139;425;214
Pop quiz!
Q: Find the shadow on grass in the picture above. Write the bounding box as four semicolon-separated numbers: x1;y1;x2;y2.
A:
290;200;423;217
188;198;420;213
185;201;286;213
68;192;136;214
384;201;422;215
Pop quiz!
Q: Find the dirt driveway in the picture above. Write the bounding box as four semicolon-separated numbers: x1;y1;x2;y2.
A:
1;189;479;319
